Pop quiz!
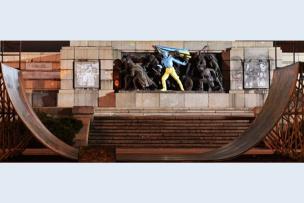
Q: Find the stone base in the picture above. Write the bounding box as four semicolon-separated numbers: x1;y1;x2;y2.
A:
114;91;266;110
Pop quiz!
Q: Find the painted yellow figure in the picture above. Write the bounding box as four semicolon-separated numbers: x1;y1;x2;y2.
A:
161;67;184;91
155;46;190;91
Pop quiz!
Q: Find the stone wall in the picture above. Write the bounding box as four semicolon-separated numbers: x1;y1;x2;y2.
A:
58;46;121;107
57;40;286;110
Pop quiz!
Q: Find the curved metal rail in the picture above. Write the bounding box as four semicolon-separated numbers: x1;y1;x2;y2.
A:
1;63;78;160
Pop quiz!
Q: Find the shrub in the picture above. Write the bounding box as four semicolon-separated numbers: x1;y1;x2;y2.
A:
35;112;83;145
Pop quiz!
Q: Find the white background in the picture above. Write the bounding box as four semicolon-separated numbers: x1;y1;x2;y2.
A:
1;0;304;203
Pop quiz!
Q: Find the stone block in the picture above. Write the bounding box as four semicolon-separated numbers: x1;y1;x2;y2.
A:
230;48;244;60
120;41;136;50
60;69;73;80
244;93;264;108
184;41;208;50
70;41;89;46
184;93;208;108
60;47;75;60
60;60;74;70
74;89;98;107
87;41;112;47
100;80;113;89
100;59;113;70
207;41;232;51
61;79;73;89
98;91;115;107
99;48;114;59
230;60;243;71
230;79;243;90
135;41;157;51
24;80;60;90
99;89;114;97
100;70;113;80
70;41;81;46
255;41;273;47
158;41;184;49
75;47;99;59
22;71;60;80
58;90;75;107
230;92;245;108
159;93;185;108
230;70;243;80
232;41;244;48
111;41;122;49
208;93;230;108
113;49;122;59
116;92;136;108
136;93;160;108
245;48;268;59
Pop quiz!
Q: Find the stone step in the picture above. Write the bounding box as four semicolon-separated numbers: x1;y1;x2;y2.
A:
88;143;225;148
89;135;238;139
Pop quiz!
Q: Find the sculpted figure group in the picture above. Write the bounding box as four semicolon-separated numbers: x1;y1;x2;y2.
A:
115;45;224;92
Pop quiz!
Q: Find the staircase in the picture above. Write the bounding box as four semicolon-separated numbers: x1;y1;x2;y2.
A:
88;115;255;149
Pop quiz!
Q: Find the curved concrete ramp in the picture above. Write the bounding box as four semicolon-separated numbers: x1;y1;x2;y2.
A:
118;63;301;161
1;64;78;160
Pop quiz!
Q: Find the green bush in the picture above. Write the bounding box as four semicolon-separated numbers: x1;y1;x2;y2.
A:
35;112;83;145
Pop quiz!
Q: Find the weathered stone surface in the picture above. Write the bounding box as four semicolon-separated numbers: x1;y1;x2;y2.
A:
22;71;60;79
25;62;53;70
136;93;160;108
75;47;99;59
230;92;245;108
230;70;243;80
244;48;268;59
58;90;75;107
230;48;244;60
184;41;208;50
244;93;264;108
60;47;75;60
24;80;60;90
98;90;115;107
184;93;208;108
230;60;243;71
207;41;232;51
60;60;74;70
60;69;73;79
159;93;185;108
208;93;230;108
89;41;111;47
230;79;243;90
113;49;122;59
76;41;89;46
158;41;184;49
135;41;157;51
100;80;113;89
99;48;113;59
120;41;136;50
255;41;273;47
74;89;99;107
112;41;137;50
100;59;113;70
61;79;73;89
100;70;113;80
116;92;136;108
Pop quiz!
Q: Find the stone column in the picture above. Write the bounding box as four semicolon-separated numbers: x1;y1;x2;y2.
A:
58;47;75;107
98;47;120;107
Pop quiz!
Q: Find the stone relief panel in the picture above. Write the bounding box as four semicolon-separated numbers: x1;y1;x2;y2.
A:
74;60;99;88
244;48;270;89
